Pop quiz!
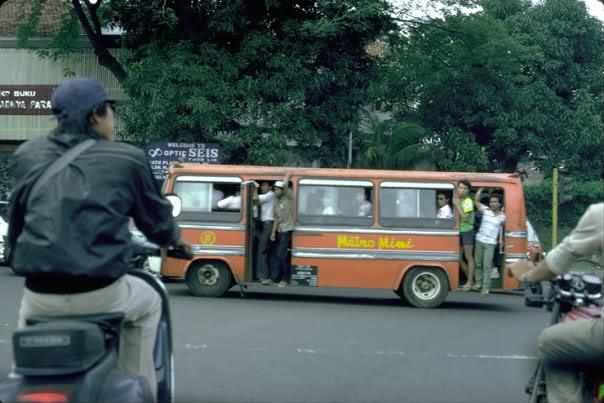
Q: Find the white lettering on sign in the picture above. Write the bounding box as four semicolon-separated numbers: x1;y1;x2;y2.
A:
188;148;219;158
14;91;37;97
0;100;27;109
29;100;51;109
0;91;10;97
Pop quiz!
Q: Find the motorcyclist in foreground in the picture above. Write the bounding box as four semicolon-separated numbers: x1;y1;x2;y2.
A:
509;202;603;403
6;79;191;403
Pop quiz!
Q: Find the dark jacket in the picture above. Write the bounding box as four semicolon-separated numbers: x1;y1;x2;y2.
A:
7;131;180;294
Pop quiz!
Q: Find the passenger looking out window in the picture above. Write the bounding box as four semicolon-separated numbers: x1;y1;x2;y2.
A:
356;191;372;217
436;192;454;219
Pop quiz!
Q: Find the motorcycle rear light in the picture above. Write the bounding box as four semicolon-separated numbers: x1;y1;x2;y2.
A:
17;391;69;403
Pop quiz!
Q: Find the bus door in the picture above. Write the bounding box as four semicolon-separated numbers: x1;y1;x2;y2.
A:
243;181;258;282
160;175;246;281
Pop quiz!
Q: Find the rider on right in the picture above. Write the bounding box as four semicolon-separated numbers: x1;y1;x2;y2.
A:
509;202;603;403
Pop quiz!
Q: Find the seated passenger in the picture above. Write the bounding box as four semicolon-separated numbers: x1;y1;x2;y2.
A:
217;191;241;210
212;189;225;209
436;192;454;219
321;195;337;215
356;192;372;217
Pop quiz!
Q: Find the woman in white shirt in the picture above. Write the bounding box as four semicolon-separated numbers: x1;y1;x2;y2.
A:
472;188;506;295
436;192;454;219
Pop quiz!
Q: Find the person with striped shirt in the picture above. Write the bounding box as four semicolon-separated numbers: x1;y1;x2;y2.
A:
472;188;506;295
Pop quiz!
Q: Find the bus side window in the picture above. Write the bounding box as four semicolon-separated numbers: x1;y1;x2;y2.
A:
297;179;373;226
379;182;455;229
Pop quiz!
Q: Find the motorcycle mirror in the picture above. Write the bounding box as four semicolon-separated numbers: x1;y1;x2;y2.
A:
165;194;182;217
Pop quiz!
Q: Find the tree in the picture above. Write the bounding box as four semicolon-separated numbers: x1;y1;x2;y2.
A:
356;110;437;170
371;0;603;175
503;0;604;178
17;0;396;166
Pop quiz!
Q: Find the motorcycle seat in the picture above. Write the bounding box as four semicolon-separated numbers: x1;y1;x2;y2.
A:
26;312;126;327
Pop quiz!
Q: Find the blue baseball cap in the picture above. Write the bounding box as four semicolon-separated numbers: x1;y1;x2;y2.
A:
51;79;114;120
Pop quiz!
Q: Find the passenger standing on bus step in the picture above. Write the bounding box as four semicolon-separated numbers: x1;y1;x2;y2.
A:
270;173;294;287
255;181;275;285
472;188;505;296
452;180;476;290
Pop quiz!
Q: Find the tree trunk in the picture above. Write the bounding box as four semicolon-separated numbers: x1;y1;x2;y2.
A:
71;0;128;83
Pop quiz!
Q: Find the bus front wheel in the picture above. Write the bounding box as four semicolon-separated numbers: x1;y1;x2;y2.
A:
186;261;233;298
402;267;449;309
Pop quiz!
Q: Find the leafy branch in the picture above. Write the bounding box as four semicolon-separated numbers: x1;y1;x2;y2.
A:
70;0;127;82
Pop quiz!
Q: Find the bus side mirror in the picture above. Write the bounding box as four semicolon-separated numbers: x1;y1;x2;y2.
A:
165;194;182;218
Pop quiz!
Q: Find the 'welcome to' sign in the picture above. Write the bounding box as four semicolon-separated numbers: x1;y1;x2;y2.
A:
145;142;221;181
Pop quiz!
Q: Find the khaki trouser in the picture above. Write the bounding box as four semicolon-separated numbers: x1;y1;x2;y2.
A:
17;274;161;402
538;317;604;403
473;240;497;291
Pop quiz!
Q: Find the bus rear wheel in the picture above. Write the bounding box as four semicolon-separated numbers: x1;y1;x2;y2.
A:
186;261;232;297
402;267;449;309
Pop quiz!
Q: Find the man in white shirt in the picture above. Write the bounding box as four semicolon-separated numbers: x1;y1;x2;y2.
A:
436;192;454;219
509;203;603;403
217;191;241;210
254;182;275;284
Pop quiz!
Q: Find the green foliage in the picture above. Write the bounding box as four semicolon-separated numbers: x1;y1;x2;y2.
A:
356;111;437;170
0;162;13;200
371;0;604;176
113;0;395;165
524;179;604;250
16;0;46;47
16;0;603;172
16;0;393;165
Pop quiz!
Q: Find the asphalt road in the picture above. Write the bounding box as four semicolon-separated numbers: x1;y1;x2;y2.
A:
0;266;551;403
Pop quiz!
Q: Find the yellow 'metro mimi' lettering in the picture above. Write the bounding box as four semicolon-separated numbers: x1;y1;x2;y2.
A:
336;235;413;250
337;235;376;249
378;236;414;250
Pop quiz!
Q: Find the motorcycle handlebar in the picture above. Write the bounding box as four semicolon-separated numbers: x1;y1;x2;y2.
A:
130;236;194;260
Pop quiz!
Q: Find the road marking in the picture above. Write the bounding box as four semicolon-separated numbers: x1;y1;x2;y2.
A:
179;343;535;360
297;348;318;354
376;350;405;357
447;353;536;360
185;343;208;352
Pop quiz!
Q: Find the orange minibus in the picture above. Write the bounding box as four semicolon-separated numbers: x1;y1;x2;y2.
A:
160;165;529;308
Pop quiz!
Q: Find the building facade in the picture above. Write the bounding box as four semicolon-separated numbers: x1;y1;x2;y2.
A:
0;0;123;158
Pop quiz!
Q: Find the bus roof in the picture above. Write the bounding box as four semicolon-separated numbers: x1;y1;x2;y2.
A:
168;164;522;184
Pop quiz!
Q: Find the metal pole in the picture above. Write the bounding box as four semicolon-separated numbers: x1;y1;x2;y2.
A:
552;167;559;247
347;131;353;168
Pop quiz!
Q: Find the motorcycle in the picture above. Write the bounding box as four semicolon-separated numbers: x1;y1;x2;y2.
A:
0;241;192;403
524;271;604;403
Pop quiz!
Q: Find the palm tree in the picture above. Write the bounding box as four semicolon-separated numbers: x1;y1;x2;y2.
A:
356;110;437;170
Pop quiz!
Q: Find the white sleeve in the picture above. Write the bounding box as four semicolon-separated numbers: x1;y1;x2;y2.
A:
217;197;231;209
258;192;274;204
545;204;603;274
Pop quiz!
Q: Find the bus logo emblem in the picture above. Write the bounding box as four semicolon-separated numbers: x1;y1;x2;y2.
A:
200;231;217;245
